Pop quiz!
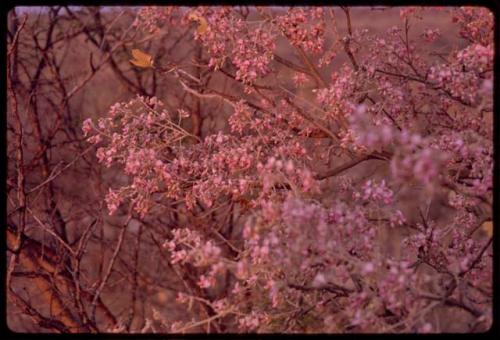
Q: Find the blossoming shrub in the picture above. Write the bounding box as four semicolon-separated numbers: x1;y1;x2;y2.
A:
84;6;493;333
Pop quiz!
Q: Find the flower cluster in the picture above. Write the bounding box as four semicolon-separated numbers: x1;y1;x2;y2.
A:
390;131;447;187
276;7;326;54
451;7;494;46
232;28;275;84
346;104;395;152
133;6;177;33
85;6;492;333
354;179;393;204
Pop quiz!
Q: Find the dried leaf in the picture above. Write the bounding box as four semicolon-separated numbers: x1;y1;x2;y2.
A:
481;221;493;237
188;12;208;36
130;48;154;68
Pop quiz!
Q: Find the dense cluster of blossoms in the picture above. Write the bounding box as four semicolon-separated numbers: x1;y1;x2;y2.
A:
133;6;177;33
275;7;326;54
451;7;494;45
180;7;277;85
87;6;492;333
83;94;316;217
428;42;493;106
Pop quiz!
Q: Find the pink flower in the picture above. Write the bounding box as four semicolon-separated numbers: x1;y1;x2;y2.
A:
82;118;93;137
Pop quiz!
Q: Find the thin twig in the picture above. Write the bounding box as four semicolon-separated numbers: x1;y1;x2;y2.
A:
27;145;95;194
314;154;382;180
90;214;131;324
459;236;493;277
